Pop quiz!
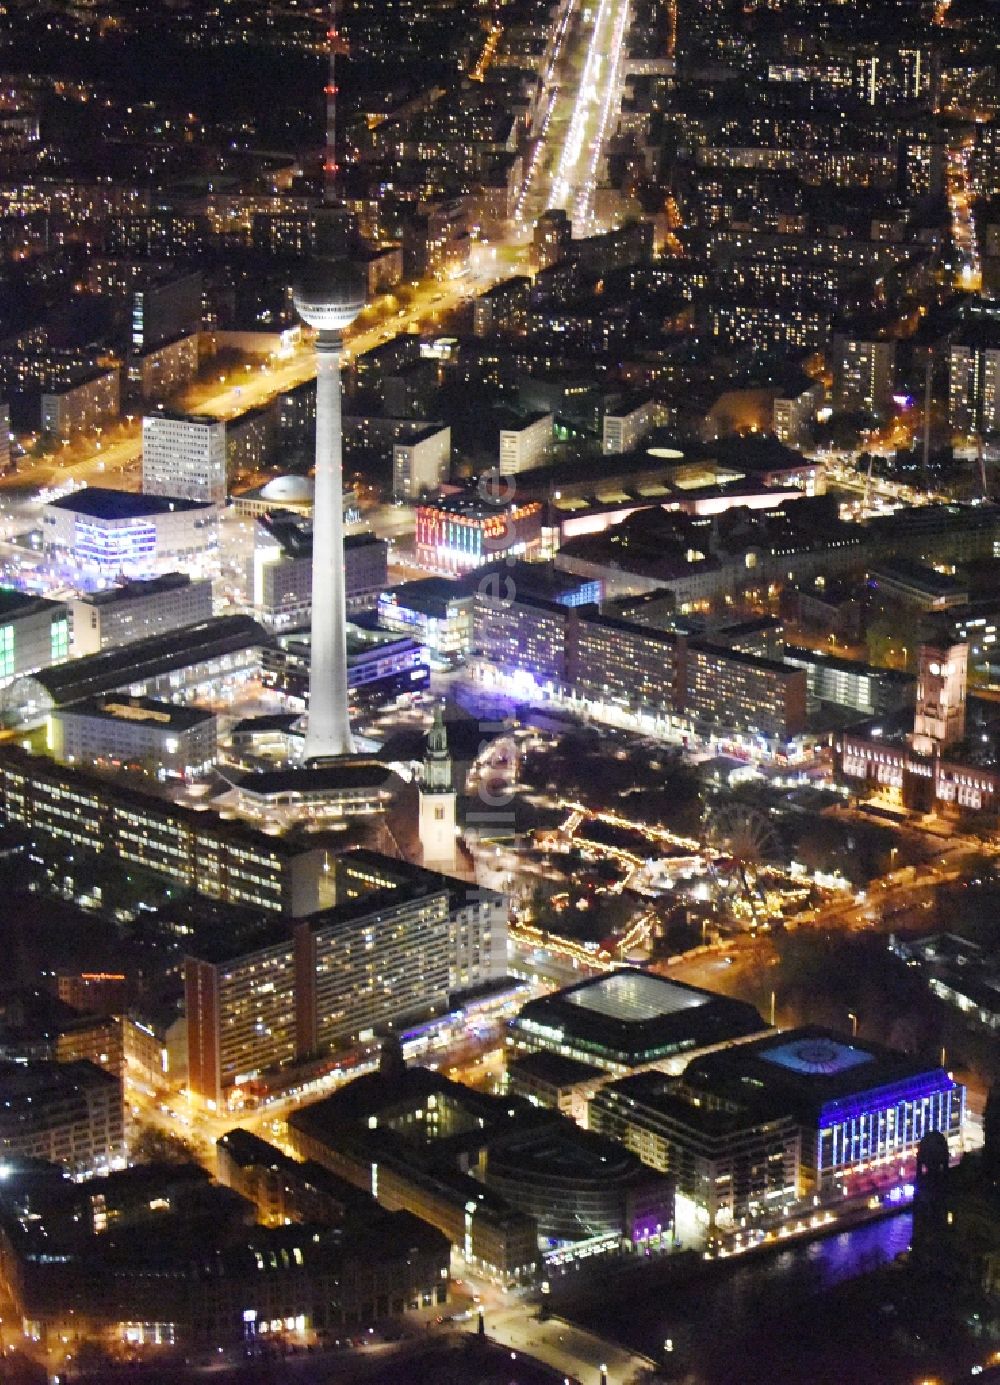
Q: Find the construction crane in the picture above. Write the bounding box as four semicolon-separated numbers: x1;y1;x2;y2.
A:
862;449;876;513
922;356;933;494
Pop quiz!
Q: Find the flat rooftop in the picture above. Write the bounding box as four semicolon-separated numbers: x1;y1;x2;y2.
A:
683;1026;961;1125
870;503;1000;536
0;1057;118;1100
759;1036;874;1078
508;433;814;500
566;971;709;1022
0;744;322;864
55;695;215;731
784;645;914;684
418;488;537;518
486;1121;644;1183
290;1063;504;1135
606;392;653;417
144;410;224;427
506;1051;603;1086
48;487;214;520
258;516;383;561
511;968;767;1069
77;573;196;607
29;615;268;705
223;760;397;797
382;576;474;617
279;622;418;662
493;407;551;432
0;588;64;620
869;558;968;597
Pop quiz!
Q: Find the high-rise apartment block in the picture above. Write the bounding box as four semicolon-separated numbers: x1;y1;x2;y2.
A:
773;381;824;448
0;1060;125;1177
949;331;1000;436
471;590;808;743
41;367;120;437
832;335;896;416
472;277;531;337
0;746;327;916
142;411;227;503
252;518;387;630
392;425;451;500
602;396;656;455
533;208;572;270
497;410;553;475
185;850;507;1107
127;333;200;404
129;270;202;352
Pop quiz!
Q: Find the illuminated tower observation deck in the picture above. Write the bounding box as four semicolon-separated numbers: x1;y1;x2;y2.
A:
293;258;366;760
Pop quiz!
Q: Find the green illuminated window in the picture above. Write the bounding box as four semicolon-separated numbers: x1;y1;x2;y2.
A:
51;618;69;663
0;625;13;681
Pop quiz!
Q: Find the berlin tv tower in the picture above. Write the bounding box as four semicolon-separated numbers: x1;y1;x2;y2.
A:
292;0;365;761
294;259;363;761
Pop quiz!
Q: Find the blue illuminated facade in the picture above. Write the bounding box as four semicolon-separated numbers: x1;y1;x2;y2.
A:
377;578;474;660
41;489;218;583
74;516;157;576
556;578;601;608
681;1026;966;1201
814;1070;964;1192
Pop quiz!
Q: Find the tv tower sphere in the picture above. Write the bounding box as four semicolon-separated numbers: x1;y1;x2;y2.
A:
293;258;366;333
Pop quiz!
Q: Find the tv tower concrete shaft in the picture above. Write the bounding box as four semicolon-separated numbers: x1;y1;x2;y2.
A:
304;328;354;759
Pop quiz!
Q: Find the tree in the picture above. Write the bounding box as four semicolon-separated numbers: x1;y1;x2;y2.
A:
814;409;877;452
131;1123;198;1165
72;1340;113;1375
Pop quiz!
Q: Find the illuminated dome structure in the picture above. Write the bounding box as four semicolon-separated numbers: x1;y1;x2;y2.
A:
259;474;314;505
292;258;366;334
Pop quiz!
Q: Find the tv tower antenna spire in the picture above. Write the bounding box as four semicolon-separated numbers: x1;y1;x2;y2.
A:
324;0;346;206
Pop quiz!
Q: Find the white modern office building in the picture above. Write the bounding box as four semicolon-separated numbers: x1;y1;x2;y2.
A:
49;695;218;781
70;573;215;655
39;488;219;581
142;411;228;504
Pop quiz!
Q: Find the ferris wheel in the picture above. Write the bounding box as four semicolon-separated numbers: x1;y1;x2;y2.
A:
703;803;782;926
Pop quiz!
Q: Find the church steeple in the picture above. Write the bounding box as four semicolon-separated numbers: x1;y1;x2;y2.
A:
418;701;457;868
423;702;453;793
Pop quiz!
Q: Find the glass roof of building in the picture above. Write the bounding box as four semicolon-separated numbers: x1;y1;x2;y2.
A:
565;972;708;1023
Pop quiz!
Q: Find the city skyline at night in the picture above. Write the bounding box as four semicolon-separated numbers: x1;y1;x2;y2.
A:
0;0;999;1382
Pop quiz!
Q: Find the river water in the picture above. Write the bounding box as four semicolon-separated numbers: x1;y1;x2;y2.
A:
560;1212;923;1384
